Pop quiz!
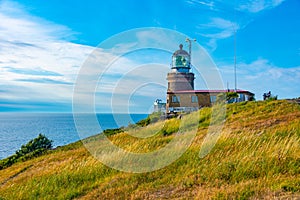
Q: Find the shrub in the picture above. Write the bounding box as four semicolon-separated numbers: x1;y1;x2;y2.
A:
266;95;278;101
16;134;52;157
103;127;124;137
0;134;52;170
136;117;150;127
135;112;162;127
216;92;239;104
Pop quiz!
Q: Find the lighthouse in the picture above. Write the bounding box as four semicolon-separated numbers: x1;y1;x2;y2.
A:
165;42;254;115
167;44;195;92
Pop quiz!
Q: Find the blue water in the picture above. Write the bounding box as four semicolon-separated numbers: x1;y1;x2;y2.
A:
0;113;147;159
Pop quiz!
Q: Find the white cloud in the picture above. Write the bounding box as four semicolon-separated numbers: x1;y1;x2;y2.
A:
198;17;239;51
194;1;285;51
0;1;95;106
0;2;174;112
0;1;75;42
185;0;215;10
238;0;285;13
218;58;300;99
0;0;293;113
210;18;238;30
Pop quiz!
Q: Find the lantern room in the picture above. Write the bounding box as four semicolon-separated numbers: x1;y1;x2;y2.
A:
171;44;190;73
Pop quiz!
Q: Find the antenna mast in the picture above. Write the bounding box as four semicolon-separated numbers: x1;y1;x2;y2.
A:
233;0;237;92
234;28;237;91
186;38;196;66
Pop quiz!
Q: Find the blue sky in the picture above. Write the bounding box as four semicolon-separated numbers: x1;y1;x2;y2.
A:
0;0;299;113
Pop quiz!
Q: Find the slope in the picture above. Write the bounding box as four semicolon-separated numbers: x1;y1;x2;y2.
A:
0;100;299;199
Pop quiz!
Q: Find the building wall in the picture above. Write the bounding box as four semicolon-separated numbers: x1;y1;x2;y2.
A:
167;92;211;112
166;91;254;113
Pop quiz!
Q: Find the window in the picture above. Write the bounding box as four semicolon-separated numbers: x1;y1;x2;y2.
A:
239;93;245;101
210;95;217;103
172;96;180;103
191;95;198;103
173;55;189;67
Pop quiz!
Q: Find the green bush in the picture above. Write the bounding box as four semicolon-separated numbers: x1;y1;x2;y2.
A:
136;117;150;127
266;95;278;101
216;92;239;104
103;127;124;137
0;134;52;170
16;134;52;157
135;112;162;127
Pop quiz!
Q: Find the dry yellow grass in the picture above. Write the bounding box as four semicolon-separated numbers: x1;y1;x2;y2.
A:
0;100;299;199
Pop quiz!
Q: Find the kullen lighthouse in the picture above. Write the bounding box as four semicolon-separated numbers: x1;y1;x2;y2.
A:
163;42;254;114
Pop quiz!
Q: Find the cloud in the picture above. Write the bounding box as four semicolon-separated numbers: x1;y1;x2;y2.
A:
0;100;72;112
238;0;285;13
198;17;239;51
200;18;239;38
0;0;96;110
185;0;216;10
4;0;292;113
193;1;285;51
0;0;75;42
218;58;300;99
4;66;63;76
0;2;174;112
16;78;72;85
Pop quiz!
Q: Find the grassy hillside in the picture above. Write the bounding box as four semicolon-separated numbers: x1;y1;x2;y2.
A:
0;100;299;199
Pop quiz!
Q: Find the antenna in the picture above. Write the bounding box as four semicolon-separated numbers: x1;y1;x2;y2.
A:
234;27;237;92
233;0;237;92
185;38;196;67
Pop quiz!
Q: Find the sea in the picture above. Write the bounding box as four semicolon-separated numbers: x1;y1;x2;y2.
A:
0;113;148;160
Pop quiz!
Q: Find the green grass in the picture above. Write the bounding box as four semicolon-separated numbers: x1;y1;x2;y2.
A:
0;100;299;199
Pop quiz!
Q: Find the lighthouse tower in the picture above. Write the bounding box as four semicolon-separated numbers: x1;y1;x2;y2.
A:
165;42;255;114
167;44;195;92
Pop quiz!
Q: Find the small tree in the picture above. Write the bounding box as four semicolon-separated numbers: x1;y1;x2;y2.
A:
226;92;238;101
16;134;53;157
1;134;53;169
216;92;239;104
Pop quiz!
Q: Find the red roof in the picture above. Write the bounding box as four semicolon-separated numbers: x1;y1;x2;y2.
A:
167;89;254;95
